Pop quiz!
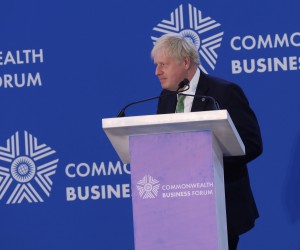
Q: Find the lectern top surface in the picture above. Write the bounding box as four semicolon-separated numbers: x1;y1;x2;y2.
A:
102;110;245;163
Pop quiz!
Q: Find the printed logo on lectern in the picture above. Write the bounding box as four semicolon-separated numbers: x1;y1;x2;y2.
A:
151;3;224;74
0;131;59;205
136;175;160;199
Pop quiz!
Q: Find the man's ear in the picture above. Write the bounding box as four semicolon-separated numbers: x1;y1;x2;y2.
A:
183;56;191;69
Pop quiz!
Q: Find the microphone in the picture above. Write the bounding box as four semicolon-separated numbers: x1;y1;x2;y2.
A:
176;78;190;91
178;93;220;110
116;79;190;117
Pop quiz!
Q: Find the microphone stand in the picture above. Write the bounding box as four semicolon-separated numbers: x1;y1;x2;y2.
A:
116;80;190;117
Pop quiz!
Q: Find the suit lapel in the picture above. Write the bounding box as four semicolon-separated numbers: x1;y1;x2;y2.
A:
159;90;177;114
166;94;177;113
191;71;210;112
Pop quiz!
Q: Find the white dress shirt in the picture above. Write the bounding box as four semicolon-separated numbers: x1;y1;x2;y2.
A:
179;68;200;113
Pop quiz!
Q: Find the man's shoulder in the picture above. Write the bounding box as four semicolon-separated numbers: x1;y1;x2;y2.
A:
201;72;235;88
200;72;244;94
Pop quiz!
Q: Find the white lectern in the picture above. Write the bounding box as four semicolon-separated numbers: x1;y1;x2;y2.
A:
102;110;244;250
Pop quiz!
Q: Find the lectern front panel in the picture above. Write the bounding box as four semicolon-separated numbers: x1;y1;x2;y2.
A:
130;131;225;250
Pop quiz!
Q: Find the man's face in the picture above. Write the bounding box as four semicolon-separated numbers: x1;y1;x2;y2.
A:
154;50;189;91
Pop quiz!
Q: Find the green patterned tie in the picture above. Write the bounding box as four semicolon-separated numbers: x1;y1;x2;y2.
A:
176;95;185;113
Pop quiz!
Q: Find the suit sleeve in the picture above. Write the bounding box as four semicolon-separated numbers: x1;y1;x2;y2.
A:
220;83;263;166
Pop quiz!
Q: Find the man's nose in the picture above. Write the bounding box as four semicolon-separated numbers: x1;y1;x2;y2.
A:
155;65;162;76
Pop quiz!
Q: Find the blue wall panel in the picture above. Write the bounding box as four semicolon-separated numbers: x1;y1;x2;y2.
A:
1;1;299;249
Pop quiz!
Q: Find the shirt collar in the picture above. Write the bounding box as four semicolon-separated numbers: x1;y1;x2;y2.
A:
185;68;200;95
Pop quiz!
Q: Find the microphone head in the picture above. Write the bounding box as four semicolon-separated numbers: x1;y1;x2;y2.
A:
177;78;190;90
116;109;125;117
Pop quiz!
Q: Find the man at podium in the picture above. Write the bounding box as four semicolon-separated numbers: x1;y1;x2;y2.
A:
151;34;263;250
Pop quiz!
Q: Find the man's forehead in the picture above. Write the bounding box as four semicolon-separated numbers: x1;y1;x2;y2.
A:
154;50;174;63
154;55;171;63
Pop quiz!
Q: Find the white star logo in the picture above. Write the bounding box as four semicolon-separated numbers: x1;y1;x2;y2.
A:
151;3;224;73
0;131;59;204
136;175;160;199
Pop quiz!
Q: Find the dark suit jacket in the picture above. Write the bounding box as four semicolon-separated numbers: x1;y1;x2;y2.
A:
157;72;263;236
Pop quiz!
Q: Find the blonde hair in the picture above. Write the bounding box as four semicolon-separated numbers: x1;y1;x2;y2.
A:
151;33;200;66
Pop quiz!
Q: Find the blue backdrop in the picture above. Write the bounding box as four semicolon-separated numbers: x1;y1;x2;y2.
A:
1;0;299;249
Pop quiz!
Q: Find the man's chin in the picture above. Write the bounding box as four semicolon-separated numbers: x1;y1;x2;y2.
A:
161;83;168;90
161;83;176;91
